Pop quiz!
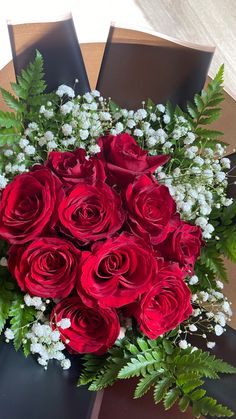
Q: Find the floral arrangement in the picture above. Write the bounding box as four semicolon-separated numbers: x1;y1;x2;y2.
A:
0;51;236;418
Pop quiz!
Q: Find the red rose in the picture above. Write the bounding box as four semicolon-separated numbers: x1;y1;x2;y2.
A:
125;175;180;245
8;237;81;298
77;233;157;308
45;148;106;186
58;181;125;244
128;261;192;339
51;296;120;354
157;222;203;272
0;167;63;244
98;133;169;187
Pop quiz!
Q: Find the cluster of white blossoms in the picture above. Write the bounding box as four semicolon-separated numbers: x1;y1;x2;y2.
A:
157;149;232;239
4;294;71;370
25;319;71;370
179;277;233;349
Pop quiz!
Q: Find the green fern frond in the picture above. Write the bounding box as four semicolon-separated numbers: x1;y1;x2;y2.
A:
153;377;174;403
0;88;25;113
11;50;46;101
164;387;181;409
192;397;234;418
134;370;165;398
0;276;15;334
118;350;162;379
9;294;36;351
186;65;225;144
198;246;227;282
0;110;22;129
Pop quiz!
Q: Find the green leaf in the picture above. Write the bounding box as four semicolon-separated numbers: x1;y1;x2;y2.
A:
109;100;120;113
193;396;234;418
134;370;164;398
118;351;162;379
164;388;180;410
179;395;190;412
187;102;198;119
195;127;224;138
221;200;236;224
187;65;224;134
23;339;31;357
0;277;15;334
9;294;36;351
182;379;204;394
11;50;46;101
199;246;227;282
147;98;155;109
153;377;173;403
194;94;204;112
162;339;174;355
190;389;206;400
88;361;123;391
0;110;22;129
137;337;149;351
0;128;21;146
0;88;25;113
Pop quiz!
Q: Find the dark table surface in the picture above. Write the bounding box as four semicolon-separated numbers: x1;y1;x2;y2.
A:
0;326;236;419
0;340;96;419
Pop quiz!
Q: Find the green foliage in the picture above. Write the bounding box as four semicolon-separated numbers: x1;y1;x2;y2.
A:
196;246;227;286
79;336;236;417
9;294;36;351
212;201;236;263
0;274;15;333
11;50;46;101
0;88;25;113
0;110;22;130
0;51;48;149
187;65;224;135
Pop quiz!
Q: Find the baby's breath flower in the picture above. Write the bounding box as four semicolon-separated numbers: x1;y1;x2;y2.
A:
56;85;75;98
179;340;188;349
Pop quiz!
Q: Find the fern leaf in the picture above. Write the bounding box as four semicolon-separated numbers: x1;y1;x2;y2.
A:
0;88;25;113
208;357;236;374
0;110;22;129
9;294;36;350
0;276;15;334
136;337;149;351
153;377;173;403
11;50;46;101
199;247;227;281
118;351;162;379
134;370;164;398
182;379;204;394
193;396;234;418
88;361;123;390
0;128;21;146
179;395;190;412
221;200;236;225
164;388;181;410
195;127;224;138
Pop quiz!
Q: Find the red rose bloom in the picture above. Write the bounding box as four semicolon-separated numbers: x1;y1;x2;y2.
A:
128;261;192;339
58;181;125;244
45;148;106;186
157;221;203;272
51;296;120;354
98;133;169;187
77;233;157;308
8;237;81;298
0;167;63;244
125;175;180;245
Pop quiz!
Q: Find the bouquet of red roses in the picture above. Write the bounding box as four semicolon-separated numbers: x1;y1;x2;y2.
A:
0;52;235;418
0;132;202;355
